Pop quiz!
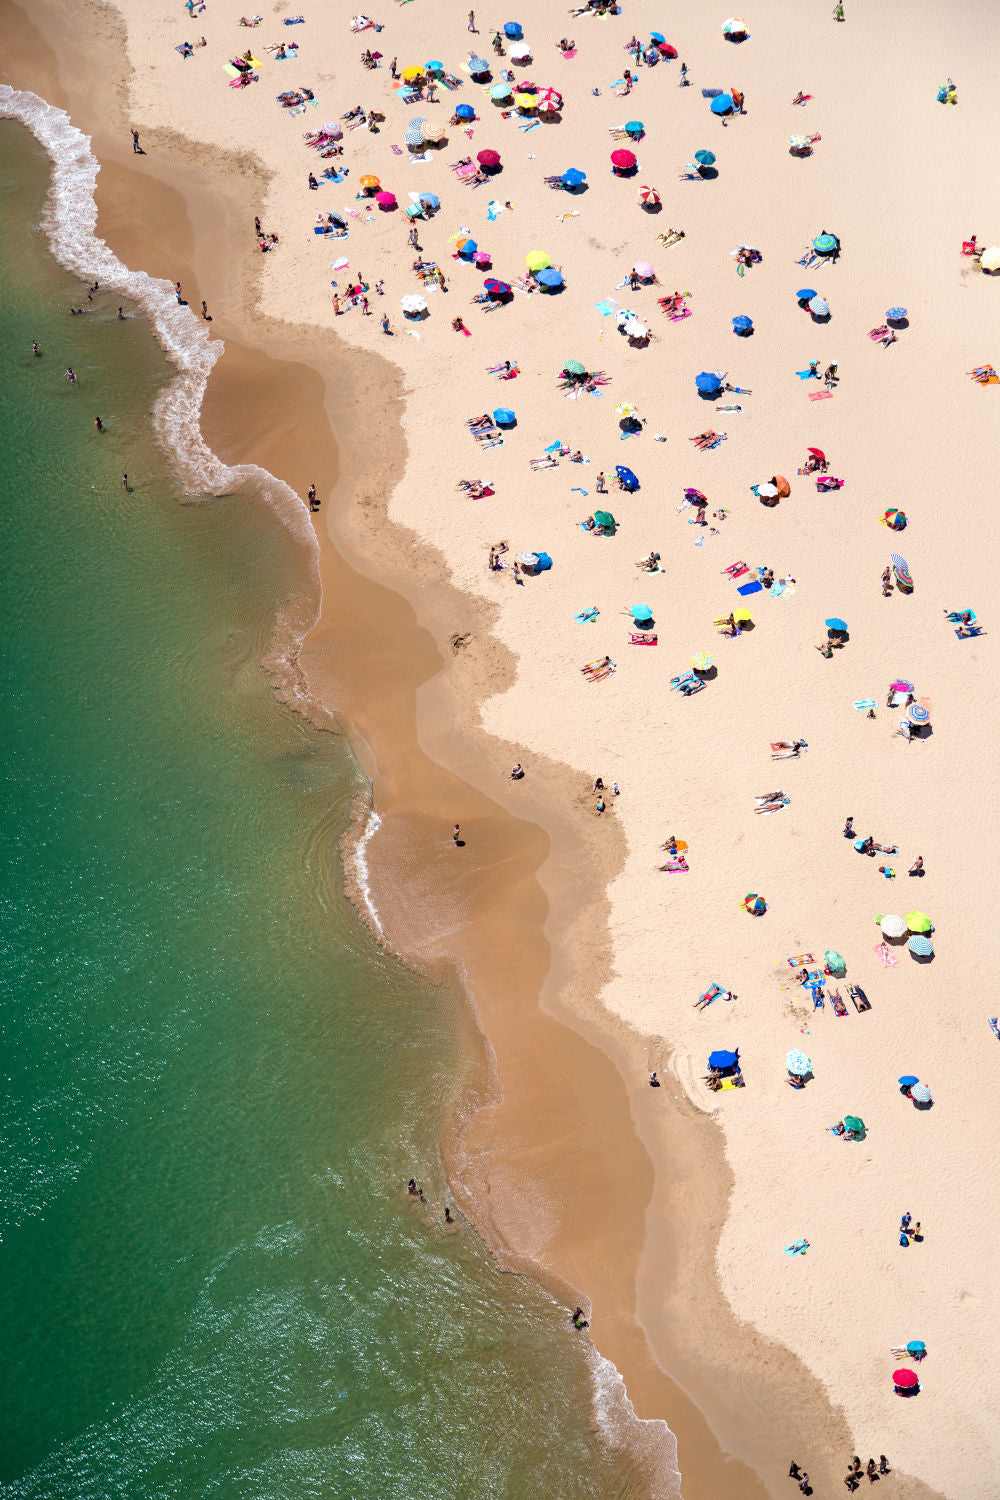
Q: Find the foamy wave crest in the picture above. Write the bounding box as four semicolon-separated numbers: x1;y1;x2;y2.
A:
352;802;384;937
589;1347;683;1500
0;86;316;556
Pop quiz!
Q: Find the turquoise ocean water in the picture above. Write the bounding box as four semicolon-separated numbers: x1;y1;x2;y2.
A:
0;114;668;1497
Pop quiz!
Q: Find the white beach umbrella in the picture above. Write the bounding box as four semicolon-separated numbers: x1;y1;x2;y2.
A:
508;43;532;60
401;293;427;315
628;322;649;339
881;914;907;938
980;246;1000;272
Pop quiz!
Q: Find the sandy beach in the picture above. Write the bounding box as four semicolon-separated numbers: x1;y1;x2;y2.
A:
7;0;1000;1493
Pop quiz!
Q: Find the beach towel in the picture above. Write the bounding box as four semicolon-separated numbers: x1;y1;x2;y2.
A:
787;954;814;967
574;606;599;624
519;119;541;133
390;143;403;154
737;580;762;596
796;366;820;380
543;440;562;453
853;698;877;711
873;942;899;968
808;389;833;401
768;580;787;599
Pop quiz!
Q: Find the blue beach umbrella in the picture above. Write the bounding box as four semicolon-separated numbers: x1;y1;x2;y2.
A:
797;288;818;300
490;81;513;99
908;935;934;956
418;191;440;209
898;1075;919;1087
536;267;563;288
694;149;716;166
887;306;907;320
825;617;848;631
455;102;476;120
732;315;753;333
493;407;516;425
696;371;722;392
630;604;654;622
708;1049;739;1070
626;119;644;136
458;238;478;257
650;30;666;42
503;20;523;38
711;94;735;114
469;55;490;74
425;60;444;73
616;465;640;490
561;167;587;188
907;1341;927;1357
814;233;838;253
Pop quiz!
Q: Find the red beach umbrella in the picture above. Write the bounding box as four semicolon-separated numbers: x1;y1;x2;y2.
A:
892;1369;919;1389
807;447;826;461
639;184;660;204
477;148;501;166
611;148;637;169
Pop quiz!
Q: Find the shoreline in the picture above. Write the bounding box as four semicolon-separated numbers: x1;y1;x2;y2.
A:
1;3;956;1496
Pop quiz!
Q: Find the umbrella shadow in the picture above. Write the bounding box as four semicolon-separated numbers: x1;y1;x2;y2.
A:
912;1097;934;1110
697;166;719;181
887;316;910;329
695;665;719;681
640;200;663;215
810;310;832;323
909;950;935;965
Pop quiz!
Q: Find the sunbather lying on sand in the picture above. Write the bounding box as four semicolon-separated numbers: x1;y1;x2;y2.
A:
690;430;720;449
468;414;493;430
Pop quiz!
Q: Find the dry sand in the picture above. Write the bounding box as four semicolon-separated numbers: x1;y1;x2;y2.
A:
9;0;1000;1493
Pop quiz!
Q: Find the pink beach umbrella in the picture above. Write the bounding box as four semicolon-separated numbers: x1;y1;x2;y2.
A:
639;184;660;205
375;190;397;209
611;148;637;171
633;260;655;280
477;148;501;167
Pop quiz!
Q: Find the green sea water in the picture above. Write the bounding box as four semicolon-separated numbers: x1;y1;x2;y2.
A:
0;122;662;1497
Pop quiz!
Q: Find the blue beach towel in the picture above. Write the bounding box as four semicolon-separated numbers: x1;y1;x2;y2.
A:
737;580;763;596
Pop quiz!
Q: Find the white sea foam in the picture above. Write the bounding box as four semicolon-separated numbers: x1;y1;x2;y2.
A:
0;86;317;547
589;1346;683;1499
352;800;385;937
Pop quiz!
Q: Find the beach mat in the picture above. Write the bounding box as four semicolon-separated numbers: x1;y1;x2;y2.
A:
737;580;763;596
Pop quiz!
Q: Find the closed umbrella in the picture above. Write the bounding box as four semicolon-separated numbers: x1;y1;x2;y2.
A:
537;268;563;288
908;935;934;957
809;295;830;316
893;1369;919;1390
634;260;655;279
525;249;550;271
639;184;660;205
400;293;427;315
611;148;637;169
694;149;716;166
696;371;723;392
786;1049;811;1075
825;617;848;632
980;246;1000;272
616;466;639;490
881;914;907;938
813;233;838;253
561;168;587;188
732;315;753;333
905;912;932;932
910;1082;932;1101
711;94;735;114
477;148;501;166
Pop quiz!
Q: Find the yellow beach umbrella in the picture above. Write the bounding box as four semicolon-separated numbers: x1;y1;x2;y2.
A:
401;65;424;82
525;250;551;272
615;402;638;417
515;93;537;110
692;651;714;671
733;608;753;623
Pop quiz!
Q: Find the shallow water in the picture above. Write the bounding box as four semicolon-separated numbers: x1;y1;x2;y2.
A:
0;120;659;1498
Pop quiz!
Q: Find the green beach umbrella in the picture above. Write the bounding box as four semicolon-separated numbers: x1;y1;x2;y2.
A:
563;360;587;376
905;911;932;933
814;233;838;253
593;510;616;529
844;1115;865;1134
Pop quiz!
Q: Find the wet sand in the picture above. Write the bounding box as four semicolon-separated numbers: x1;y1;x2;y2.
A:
0;3;932;1494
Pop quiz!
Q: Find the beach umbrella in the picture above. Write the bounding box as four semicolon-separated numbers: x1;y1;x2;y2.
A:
907;702;930;726
425;60;444;74
807;447;826;460
401;65;424;81
733;608;753;622
616;310;636;328
537;88;563;110
455;103;476;120
907;1341;927;1357
708;1049;739;1070
418;191;440;209
628;322;649;340
886;306;907;321
696;371;723;392
490;81;513;99
884;508;906;529
813;233;838;253
322;120;344;139
404;129;426;148
563;360;587;376
536;267;563;288
626;119;644;137
457;239;478;257
477;148;501;166
359;174;381;189
744;893;766;914
375;190;397;208
809;295;830;316
789;135;812;150
611;148;637;169
561;168;587;188
515;92;538;110
908;934;933;956
593;510;616;529
525;249;550;271
484;278;511;297
503;20;523;37
692;651;714;670
630;604;654;622
468;55;490;74
844;1115;865;1134
639;184;660;205
732;315;753;333
786;1049;811;1076
492;407;516;425
980;246;1000;272
893;1369;919;1390
711;94;735;115
509;43;532;61
694;149;716;166
722;17;748;34
757;482;779;498
472;252;492;268
774;475;791;496
422;122;446;142
825;617;848;631
910;1082;932;1101
796;290;818;303
898;1075;919;1088
615;402;638;417
650;30;666;42
400;293;427;315
517;552;539;569
881;914;907;938
616;465;640;490
634;260;655;279
905;911;932;932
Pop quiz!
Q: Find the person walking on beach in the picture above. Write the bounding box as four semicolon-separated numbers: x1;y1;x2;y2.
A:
307;484;318;511
444;1206;454;1224
833;1;844;18
678;61;689;85
381;312;391;335
201;300;211;321
408;225;421;250
175;281;183;304
453;823;461;845
130;128;143;154
468;9;477;32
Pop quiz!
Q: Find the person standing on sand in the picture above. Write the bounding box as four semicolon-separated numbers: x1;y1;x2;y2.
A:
381;312;391;335
468;9;476;32
833;1;844;17
332;294;342;316
131;128;143;154
453;823;461;844
307;484;317;510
